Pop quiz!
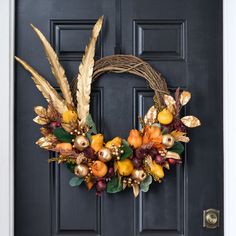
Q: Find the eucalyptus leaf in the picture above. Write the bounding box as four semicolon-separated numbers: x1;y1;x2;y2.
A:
107;176;123;193
53;127;75;143
120;140;133;160
169;142;184;155
86;114;97;134
69;176;83;187
140;175;152;192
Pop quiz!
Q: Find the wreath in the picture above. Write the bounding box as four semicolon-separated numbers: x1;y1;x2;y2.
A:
15;16;200;197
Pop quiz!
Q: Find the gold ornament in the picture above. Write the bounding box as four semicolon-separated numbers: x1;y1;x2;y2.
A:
131;169;147;182
98;147;112;162
162;134;175;149
74;135;89;151
74;164;89;177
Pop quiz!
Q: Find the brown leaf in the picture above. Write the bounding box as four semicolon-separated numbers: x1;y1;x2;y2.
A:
144;106;157;125
181;116;201;128
180;91;191;106
132;183;140;198
61;122;77;133
40;127;52;136
36;134;57;149
47;102;60;121
34;106;47;118
33;116;49;125
171;130;190;143
165;151;181;160
163;161;170;170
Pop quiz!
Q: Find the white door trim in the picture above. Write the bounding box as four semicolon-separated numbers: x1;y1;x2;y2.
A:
0;0;14;236
223;0;236;235
1;0;235;235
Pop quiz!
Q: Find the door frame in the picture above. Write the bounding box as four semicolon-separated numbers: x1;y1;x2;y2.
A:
0;0;234;235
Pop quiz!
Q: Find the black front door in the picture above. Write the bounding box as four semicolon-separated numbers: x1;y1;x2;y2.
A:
15;1;223;236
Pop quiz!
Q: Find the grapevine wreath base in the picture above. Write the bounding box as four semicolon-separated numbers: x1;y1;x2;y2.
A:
15;16;200;197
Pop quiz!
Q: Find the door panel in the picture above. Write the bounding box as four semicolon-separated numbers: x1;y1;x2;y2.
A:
15;0;223;236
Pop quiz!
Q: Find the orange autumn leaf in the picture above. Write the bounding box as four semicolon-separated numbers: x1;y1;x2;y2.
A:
143;126;162;148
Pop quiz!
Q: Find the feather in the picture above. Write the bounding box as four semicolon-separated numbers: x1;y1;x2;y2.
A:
15;56;68;114
31;24;74;107
76;16;103;126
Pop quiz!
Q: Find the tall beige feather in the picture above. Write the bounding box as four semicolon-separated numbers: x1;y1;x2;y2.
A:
76;16;103;126
30;24;74;107
15;56;68;114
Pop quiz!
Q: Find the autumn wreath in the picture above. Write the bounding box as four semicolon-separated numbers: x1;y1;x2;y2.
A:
15;16;200;197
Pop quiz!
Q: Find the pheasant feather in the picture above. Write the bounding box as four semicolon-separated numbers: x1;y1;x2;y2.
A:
31;24;74;107
15;56;68;114
76;16;103;126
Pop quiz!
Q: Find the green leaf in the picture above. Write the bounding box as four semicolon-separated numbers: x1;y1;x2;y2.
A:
107;176;123;193
140;175;152;192
120;140;133;160
53;127;75;143
66;162;76;173
86;114;97;134
169;142;184;155
69;176;83;187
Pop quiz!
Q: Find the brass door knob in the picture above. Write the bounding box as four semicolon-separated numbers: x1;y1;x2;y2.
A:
203;208;220;229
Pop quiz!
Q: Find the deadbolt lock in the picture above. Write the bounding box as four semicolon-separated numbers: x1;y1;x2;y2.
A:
203;208;220;229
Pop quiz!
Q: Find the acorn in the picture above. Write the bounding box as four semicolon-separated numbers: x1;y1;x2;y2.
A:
98;147;112;162
131;169;147;182
162;134;175;149
74;164;89;177
74;135;89;151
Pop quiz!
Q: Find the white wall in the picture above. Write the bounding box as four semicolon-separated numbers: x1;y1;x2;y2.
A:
0;0;235;235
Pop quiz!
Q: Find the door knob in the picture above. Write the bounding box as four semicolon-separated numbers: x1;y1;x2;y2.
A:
203;208;220;229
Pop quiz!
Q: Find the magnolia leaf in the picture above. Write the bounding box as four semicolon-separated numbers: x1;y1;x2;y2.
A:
53;127;75;143
120;140;133;160
140;175;152;192
168;142;184;155
86;114;97;134
180;91;191;106
69;176;83;187
107;176;123;193
181;116;201;128
144;106;157;125
132;184;140;198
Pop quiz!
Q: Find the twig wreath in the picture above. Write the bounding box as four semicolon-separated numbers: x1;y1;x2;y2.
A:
15;16;200;197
